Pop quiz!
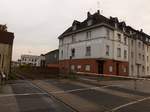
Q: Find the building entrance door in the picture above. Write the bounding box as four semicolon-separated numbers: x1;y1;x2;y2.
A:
116;63;119;75
98;61;104;74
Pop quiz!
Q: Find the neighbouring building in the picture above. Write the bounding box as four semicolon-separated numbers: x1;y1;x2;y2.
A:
58;10;150;77
0;24;14;76
11;61;20;68
45;49;59;68
21;54;45;67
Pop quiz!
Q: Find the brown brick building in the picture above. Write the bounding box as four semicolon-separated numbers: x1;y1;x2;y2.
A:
0;25;14;76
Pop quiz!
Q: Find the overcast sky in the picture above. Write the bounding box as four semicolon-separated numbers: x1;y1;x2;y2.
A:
0;0;149;61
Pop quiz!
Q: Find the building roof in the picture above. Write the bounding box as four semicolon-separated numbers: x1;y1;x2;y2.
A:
0;31;14;45
58;10;150;44
45;49;59;56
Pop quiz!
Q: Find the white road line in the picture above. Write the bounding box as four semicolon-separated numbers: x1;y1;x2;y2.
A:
49;85;122;94
0;93;48;97
111;96;150;112
28;81;47;93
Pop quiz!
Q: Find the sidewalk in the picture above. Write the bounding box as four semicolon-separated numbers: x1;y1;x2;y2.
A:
0;84;19;112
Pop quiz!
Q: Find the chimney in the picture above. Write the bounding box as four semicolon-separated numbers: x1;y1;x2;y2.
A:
140;29;143;32
87;12;91;18
97;10;100;14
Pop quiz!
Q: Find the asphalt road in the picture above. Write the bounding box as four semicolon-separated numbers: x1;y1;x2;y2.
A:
0;80;75;112
1;79;150;112
44;79;150;112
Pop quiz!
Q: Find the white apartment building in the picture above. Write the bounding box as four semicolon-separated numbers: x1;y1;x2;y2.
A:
58;10;150;77
21;55;45;67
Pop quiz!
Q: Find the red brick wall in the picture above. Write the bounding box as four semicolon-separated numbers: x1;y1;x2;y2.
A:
59;59;98;74
59;59;128;76
103;60;128;76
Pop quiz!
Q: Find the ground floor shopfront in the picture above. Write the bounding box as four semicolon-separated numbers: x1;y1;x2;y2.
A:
59;58;128;76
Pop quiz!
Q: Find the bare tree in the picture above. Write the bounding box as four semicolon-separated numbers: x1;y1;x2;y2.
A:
0;24;7;32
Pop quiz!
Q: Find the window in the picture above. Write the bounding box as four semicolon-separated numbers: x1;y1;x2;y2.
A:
61;50;63;58
124;50;127;59
86;46;91;56
147;46;149;52
131;40;134;46
54;54;57;58
143;55;145;61
147;56;149;62
143;43;144;50
87;20;92;26
131;65;134;74
77;65;81;69
106;29;110;39
109;66;113;72
142;66;145;73
71;48;75;57
138;42;141;48
147;66;149;73
139;53;141;59
60;39;63;46
117;48;121;57
71;34;76;43
71;65;75;71
118;33;121;42
85;65;91;71
106;45;110;56
73;25;77;31
124;37;127;45
123;67;127;73
86;31;91;39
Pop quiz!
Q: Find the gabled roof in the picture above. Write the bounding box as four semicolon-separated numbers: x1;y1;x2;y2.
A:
58;11;115;39
58;10;150;44
45;49;59;56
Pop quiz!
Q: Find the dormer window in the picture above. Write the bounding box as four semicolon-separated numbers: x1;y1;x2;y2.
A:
72;20;80;31
130;30;132;35
87;20;92;26
73;25;77;31
123;27;126;32
115;23;118;29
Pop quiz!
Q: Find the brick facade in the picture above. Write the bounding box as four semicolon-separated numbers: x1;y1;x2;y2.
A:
59;59;128;76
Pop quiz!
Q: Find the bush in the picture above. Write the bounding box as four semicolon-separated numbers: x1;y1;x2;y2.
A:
8;72;17;80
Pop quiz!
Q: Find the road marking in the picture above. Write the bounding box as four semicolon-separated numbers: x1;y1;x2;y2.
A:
28;81;47;93
0;93;48;97
49;85;122;94
111;96;150;112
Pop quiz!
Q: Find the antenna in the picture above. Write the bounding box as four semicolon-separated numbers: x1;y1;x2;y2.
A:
97;1;100;10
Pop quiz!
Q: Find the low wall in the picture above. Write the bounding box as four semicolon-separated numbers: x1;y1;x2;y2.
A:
15;67;59;79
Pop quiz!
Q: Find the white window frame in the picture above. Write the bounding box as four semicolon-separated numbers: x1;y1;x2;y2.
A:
109;66;113;72
117;48;121;57
86;46;91;56
85;65;91;71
